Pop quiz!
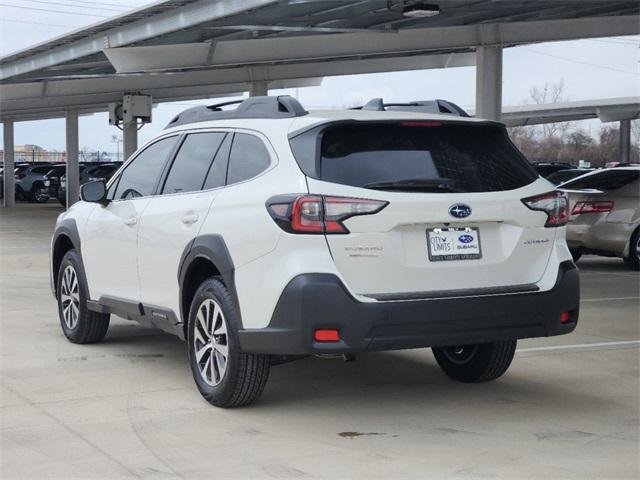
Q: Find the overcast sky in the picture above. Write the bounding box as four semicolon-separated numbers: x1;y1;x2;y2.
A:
1;0;638;154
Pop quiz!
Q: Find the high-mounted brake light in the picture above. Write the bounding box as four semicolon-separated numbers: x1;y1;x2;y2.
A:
521;191;568;227
401;121;442;127
571;201;614;215
266;194;388;234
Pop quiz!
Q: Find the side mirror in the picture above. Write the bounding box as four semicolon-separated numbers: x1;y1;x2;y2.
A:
80;180;109;206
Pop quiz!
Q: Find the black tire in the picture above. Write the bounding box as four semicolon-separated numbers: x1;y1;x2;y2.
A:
623;228;640;271
15;186;26;202
432;340;517;383
569;248;582;262
187;277;270;408
31;183;49;203
57;250;110;344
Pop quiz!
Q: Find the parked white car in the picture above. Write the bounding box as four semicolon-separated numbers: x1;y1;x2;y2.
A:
51;96;580;407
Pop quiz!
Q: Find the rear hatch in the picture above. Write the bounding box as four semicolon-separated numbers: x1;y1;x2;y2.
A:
290;120;559;297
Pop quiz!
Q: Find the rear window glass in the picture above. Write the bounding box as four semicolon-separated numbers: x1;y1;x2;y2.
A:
291;122;537;193
560;169;639;191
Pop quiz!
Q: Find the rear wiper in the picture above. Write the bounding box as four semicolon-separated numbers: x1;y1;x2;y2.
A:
362;178;464;193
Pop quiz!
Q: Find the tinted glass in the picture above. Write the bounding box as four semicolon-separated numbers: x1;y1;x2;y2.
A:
87;165;117;178
163;133;225;194
291;122;537;193
547;169;592;185
113;136;178;200
227;133;271;185
203;133;232;190
561;169;639;191
32;166;52;174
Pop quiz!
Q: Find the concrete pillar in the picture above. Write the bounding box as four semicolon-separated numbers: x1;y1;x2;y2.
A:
123;120;138;161
249;81;268;97
2;120;15;208
475;45;503;121
620;119;631;164
65;110;80;208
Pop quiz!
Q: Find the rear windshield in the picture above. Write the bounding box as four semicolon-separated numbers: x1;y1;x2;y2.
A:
290;122;537;192
561;169;639;191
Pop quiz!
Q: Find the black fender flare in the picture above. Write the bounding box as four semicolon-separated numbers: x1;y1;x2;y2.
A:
177;234;242;327
51;218;89;299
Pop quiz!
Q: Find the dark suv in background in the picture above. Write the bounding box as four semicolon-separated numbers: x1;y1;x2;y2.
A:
58;163;121;206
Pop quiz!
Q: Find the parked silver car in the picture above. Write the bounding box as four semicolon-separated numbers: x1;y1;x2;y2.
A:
560;167;640;270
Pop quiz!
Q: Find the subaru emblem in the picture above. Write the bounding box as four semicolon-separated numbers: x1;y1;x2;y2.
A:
458;234;474;244
449;204;472;219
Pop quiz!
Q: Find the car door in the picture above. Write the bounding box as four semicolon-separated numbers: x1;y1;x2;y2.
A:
137;131;231;317
82;136;179;303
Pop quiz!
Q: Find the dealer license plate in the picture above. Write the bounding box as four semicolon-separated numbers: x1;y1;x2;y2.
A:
427;227;481;261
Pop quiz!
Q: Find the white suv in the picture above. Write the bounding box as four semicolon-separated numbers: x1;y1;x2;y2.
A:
51;96;580;407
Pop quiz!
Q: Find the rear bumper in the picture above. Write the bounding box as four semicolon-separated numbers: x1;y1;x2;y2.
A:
238;261;580;355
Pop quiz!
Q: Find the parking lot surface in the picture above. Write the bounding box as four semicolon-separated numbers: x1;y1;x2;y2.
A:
1;204;638;479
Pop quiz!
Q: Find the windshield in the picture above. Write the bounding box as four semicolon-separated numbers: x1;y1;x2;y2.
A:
291;122;537;192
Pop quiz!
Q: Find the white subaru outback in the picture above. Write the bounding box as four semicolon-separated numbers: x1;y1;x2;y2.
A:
51;96;579;407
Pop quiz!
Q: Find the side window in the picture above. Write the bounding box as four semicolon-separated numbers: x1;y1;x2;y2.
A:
226;133;271;185
33;167;52;174
203;133;232;190
113;136;178;200
162;132;225;194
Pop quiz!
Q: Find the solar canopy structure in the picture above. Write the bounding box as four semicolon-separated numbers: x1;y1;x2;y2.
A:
1;0;638;207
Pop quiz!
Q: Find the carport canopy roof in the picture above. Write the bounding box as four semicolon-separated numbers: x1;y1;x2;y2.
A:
0;0;638;120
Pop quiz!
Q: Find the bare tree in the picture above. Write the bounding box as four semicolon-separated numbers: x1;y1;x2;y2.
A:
528;80;573;141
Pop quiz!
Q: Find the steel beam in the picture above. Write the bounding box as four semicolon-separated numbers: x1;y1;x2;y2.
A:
0;53;473;120
620;119;631;164
65;110;79;208
2;120;15;207
2;13;637;82
475;46;502;121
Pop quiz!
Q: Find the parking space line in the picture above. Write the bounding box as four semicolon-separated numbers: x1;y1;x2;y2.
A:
518;340;640;353
581;296;640;302
579;271;640;278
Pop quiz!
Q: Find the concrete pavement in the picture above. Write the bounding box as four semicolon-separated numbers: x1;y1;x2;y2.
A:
1;204;638;479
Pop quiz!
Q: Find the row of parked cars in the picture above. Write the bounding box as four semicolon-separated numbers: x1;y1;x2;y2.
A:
0;161;121;206
533;162;639;270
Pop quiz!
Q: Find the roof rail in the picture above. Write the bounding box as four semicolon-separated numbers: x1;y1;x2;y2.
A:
354;98;470;117
165;95;308;129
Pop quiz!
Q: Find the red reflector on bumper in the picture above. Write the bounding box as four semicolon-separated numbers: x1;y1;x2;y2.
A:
314;329;340;342
560;311;572;324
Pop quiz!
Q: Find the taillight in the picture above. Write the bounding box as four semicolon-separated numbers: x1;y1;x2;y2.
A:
266;194;388;234
571;201;614;215
521;191;568;227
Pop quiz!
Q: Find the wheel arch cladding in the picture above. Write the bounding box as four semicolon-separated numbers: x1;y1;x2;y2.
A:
51;219;82;297
178;235;241;336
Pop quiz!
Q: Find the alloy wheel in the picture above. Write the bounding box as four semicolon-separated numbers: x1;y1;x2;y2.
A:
60;265;80;329
193;299;229;386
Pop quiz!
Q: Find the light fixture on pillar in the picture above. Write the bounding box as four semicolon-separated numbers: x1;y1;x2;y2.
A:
402;2;440;18
108;93;152;129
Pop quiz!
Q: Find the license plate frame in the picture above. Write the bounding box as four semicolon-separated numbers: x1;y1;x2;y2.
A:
426;227;482;262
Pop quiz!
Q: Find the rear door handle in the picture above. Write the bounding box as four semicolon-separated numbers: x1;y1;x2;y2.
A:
181;213;199;225
124;216;138;226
